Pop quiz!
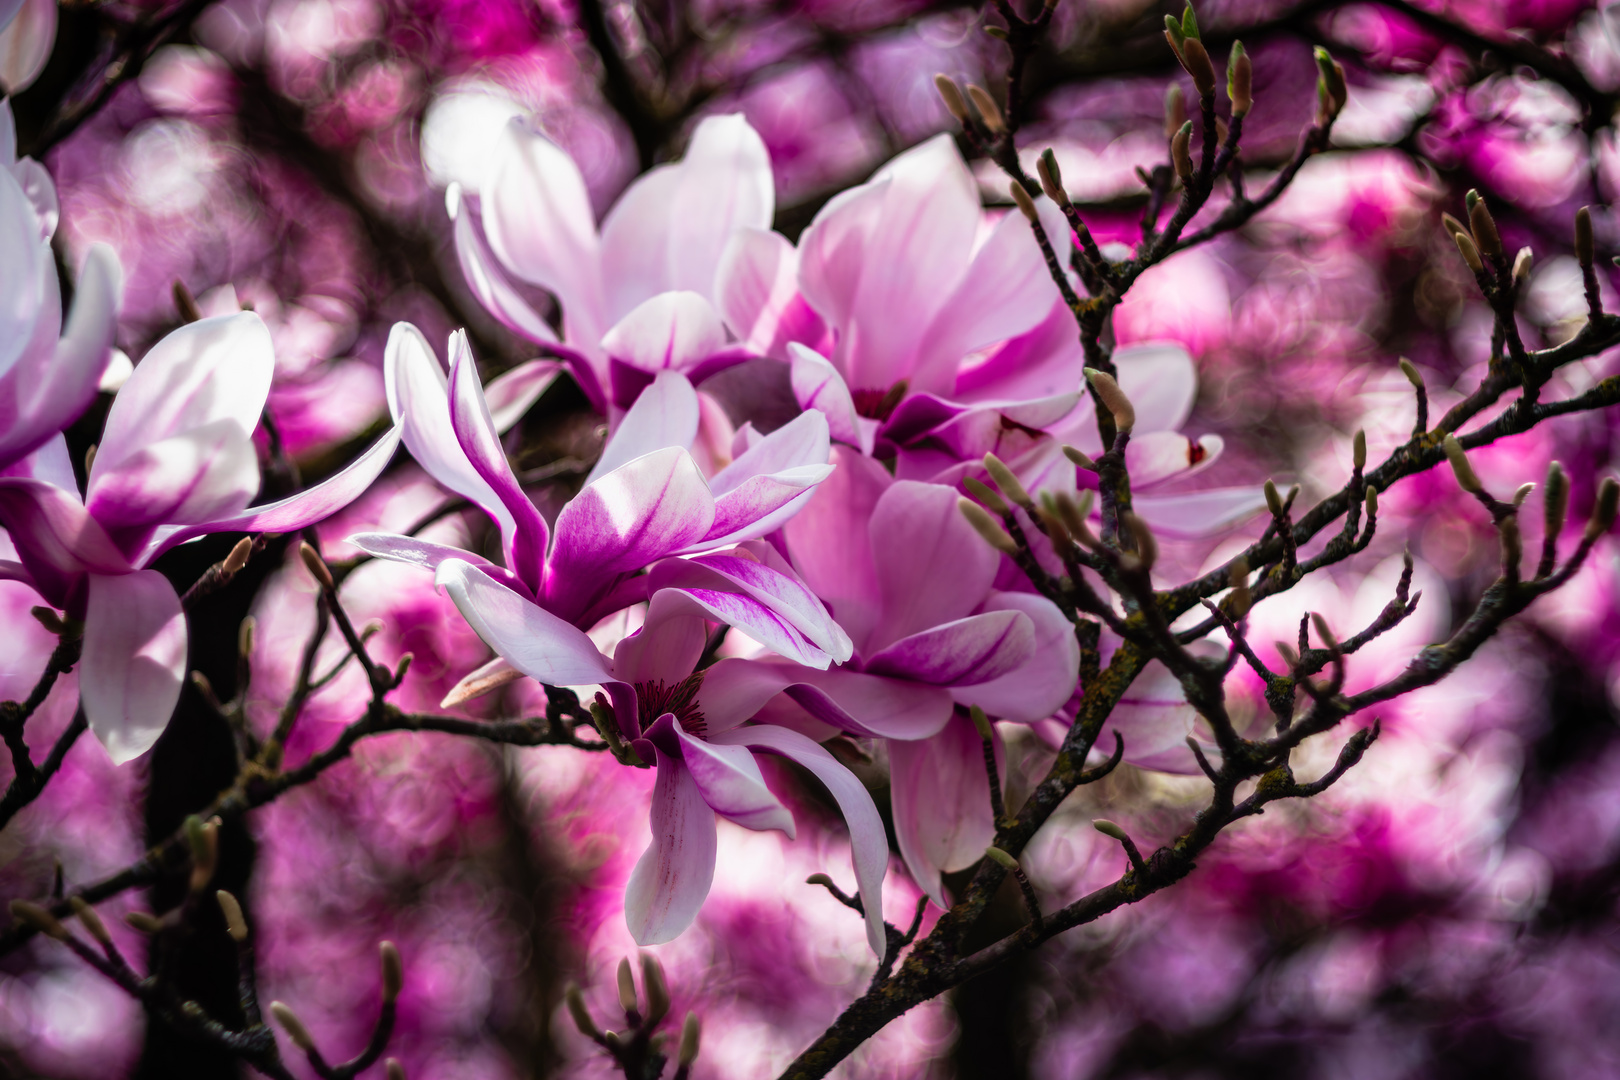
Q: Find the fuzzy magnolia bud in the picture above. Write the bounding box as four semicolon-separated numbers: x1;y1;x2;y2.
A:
965;84;1004;134
30;606;68;635
222;536;253;576
1314;47;1347;118
270;1002;317;1052
678;1012;702;1067
1264;479;1285;519
1274;640;1300;670
934;75;968;123
984;454;1033;509
386;1060;407;1080
1311;612;1339;652
1442;434;1483;494
1585;477;1620;541
959;499;1020;556
1037;149;1068;206
1228;41;1252;117
1122;512;1158;570
299;542;334;589
1439;212;1469;241
565;985;600;1039
125;911;164;934
1398;357;1424;390
1513;247;1533;287
1182;37;1216;97
216;890;248;942
1062;444;1096;471
1467;190;1503;260
1163;17;1186;61
380;941;403;1004
1228;557;1252;616
1171;121;1194;184
1009;180;1038;223
1453;230;1484;273
9;900;68;940
963;477;1010;517
1092;819;1130;842
1164;84;1186;139
1352;429;1366;471
1544;461;1569;539
983;846;1021;871
1576;205;1594;267
1513;482;1536;508
1084;368;1136;431
642;954;671;1026
1053;491;1097;547
1035;503;1073;549
1365;485;1379;519
970;705;994;741
238;616;256;659
70;897;111;946
186;816;218;893
616;956;638;1014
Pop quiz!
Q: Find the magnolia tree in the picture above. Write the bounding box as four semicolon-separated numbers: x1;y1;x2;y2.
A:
5;0;1620;1077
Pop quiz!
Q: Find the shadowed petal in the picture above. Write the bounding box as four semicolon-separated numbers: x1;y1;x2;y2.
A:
1133;486;1268;538
0;476;131;604
776;665;954;740
889;712;1001;908
447;184;559;346
436;559;616;687
951;591;1080;722
655;546;852;664
869;480;998;651
658;715;795;835
586;369;700;486
865;609;1034;686
624;741;718;945
81;570;187;765
715;724;889;953
789;344;875;455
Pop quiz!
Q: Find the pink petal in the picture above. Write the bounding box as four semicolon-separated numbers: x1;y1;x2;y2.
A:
0;476;131;604
869;480;998;651
717;227;825;358
694;410;833;550
951;591;1080;722
0;0;55;93
714;724;889;953
85;420;259;539
657;715;794;835
688;658;797;734
779;446;892;653
346;532;533;596
889;712;1001;908
1102;659;1200;774
81;570;187;764
601;291;729;375
865;609;1035;686
1114;341;1197;433
543;447;716;623
954;298;1087;404
1133;486;1269;538
788;344;875;455
1126;431;1224;489
624;742;718;945
776;664;955;740
447;184;560;347
435;558;616;686
0;159;45;377
91;313;273;497
449;330;548;585
587;369;701;485
484;358;562;434
661;545;852;663
611;593;709;686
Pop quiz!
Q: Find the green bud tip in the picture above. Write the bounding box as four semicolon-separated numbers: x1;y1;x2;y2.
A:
617;956;638;1014
1092;819;1130;842
679;1012;702;1067
984;846;1021;871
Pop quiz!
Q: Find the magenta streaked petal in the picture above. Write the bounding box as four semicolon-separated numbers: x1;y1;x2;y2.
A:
587;369;700;486
662;546;853;663
789;343;875;455
718;227;825;358
81;570;187;765
436;558;616;687
869;480;998;651
448;330;548;586
447;184;560;347
85;419;259;540
777;665;954;740
781;444;891;652
864;609;1035;687
890;712;1001;908
0;477;132;603
347;532;532;594
660;715;794;836
951;591;1080;722
714;723;889;953
624;740;718;946
600;291;729;375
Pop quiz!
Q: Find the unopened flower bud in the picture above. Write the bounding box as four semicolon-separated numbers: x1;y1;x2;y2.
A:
1091;819;1130;842
30;606;67;635
1467;191;1502;260
1035;503;1073;549
678;1012;701;1067
1009;180;1038;223
1453;230;1484;273
1264;479;1284;518
806;873;835;888
299;542;334;590
642;954;671;1026
565;984;600;1040
1512;483;1536;508
1442;434;1483;494
1544;461;1568;539
1228;41;1252;117
173;280;202;324
963;477;1010;517
969;705;993;741
1310;612;1339;652
222;536;253;576
125;911;164;934
1365;485;1379;519
1053;491;1097;547
380;941;403;1004
1121;512;1158;570
83;443;97;475
1084;369;1136;431
1164;84;1186;139
1352;429;1366;471
1576;205;1594;267
966;84;1004;134
9;900;68;940
602;1030;623;1050
270;1002;317;1052
70;897;111;946
959;499;1020;556
1228;559;1252;617
1313;47;1347;118
983;846;1021;871
1037;149;1068;206
238;616;256;659
1171;121;1194;184
386;1060;407;1080
1182;37;1216;97
1512;247;1533;287
1274;641;1300;670
1585;477;1619;541
1440;212;1469;241
186;816;218;893
934;75;968;123
617;956;638;1015
1163;16;1186;61
984;454;1033;509
1062;444;1096;471
216;891;248;942
1398;357;1424;390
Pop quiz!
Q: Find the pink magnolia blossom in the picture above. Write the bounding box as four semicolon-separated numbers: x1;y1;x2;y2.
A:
433;554;888;952
352;322;835;630
0;312;400;762
0;102;121;473
448;112;779;414
0;0;52;93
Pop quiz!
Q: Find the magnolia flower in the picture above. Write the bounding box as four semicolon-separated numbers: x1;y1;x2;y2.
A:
1;101;121;473
0;313;401;762
449;113;788;416
434;554;887;953
0;0;54;93
352;323;835;629
755;450;1080;905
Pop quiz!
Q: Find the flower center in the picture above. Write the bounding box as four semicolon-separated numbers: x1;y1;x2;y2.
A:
851;379;909;422
635;672;707;738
